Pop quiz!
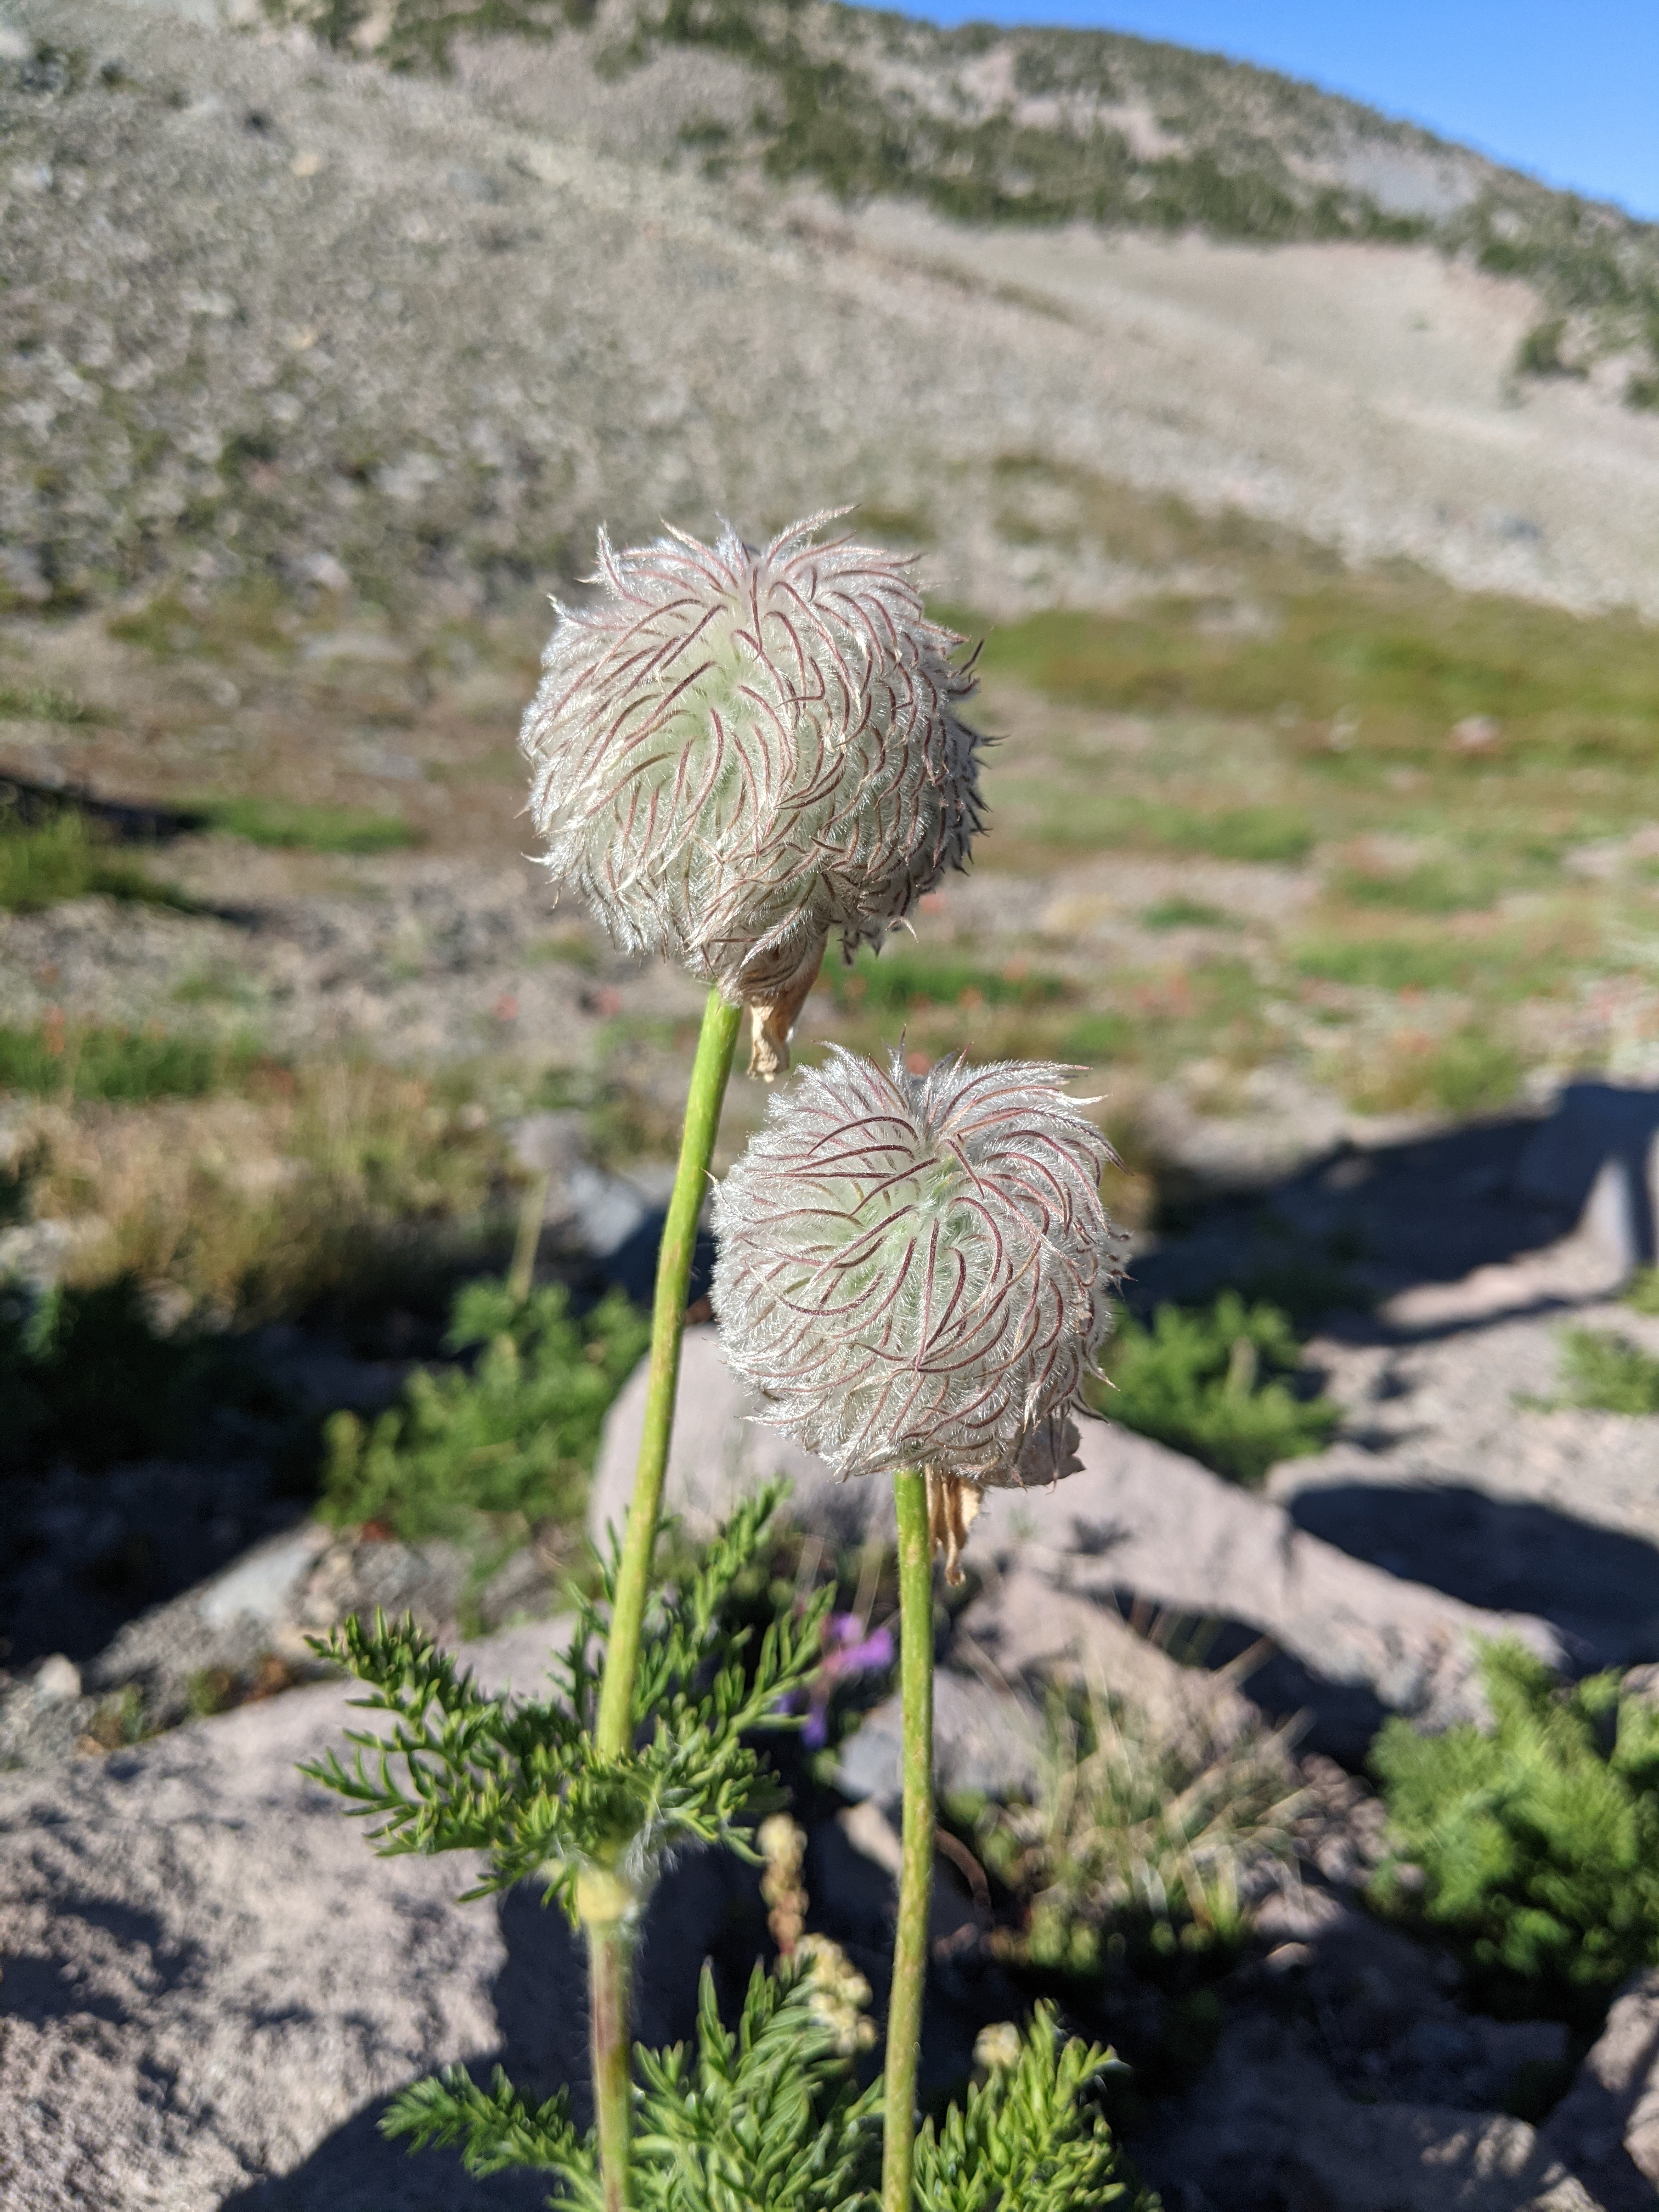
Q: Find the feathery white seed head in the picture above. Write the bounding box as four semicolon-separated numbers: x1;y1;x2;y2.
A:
712;1048;1128;1487
520;514;984;1068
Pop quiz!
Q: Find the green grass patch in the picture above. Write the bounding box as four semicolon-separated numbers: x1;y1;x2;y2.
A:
0;812;191;915
1095;1292;1339;1486
980;586;1659;766
1060;1012;1135;1063
1295;935;1472;991
1026;793;1313;864
1554;1327;1659;1414
1424;1030;1524;1118
1372;1641;1659;2017
1332;858;1509;915
1624;1270;1659;1317
0;681;97;724
1141;898;1233;930
828;946;1072;1015
1336;1024;1523;1119
320;1276;649;1541
199;796;415;854
956;1674;1298;1980
0;1021;258;1102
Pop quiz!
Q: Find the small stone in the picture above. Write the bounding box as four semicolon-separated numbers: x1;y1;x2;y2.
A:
33;1655;81;1705
1448;714;1502;754
1264;1942;1313;1976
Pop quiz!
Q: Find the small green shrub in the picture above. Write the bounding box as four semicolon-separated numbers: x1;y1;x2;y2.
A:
1515;317;1584;380
1555;1326;1659;1414
1623;1268;1659;1316
0;1021;255;1102
200;796;415;854
320;1277;649;1539
0;1274;263;1474
0;812;188;914
1098;1291;1338;1485
1372;1641;1659;2012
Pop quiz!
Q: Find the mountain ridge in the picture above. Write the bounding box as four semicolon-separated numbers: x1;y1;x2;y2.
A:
2;0;1658;624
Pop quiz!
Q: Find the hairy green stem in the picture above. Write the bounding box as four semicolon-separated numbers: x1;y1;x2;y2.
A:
595;985;742;1760
580;988;740;2211
586;1913;633;2212
883;1467;935;2212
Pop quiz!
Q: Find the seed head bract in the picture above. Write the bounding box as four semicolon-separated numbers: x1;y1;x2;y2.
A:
712;1049;1128;1494
520;514;985;1075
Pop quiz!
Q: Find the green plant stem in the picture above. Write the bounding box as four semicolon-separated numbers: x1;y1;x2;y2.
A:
594;984;742;1759
883;1466;935;2212
586;1912;633;2212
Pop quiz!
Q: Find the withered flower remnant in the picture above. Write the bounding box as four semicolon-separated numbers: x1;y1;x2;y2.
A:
713;1049;1128;1570
520;514;985;1076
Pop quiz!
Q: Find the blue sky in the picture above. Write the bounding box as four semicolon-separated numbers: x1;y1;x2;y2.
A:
894;1;1659;222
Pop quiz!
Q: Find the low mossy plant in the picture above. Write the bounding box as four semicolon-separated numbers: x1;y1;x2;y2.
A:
1372;1641;1659;2016
1096;1291;1338;1485
0;810;191;915
0;1019;257;1102
198;795;416;854
1550;1326;1659;1415
320;1277;649;1540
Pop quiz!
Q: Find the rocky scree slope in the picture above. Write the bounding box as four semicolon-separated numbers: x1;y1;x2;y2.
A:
3;0;1659;624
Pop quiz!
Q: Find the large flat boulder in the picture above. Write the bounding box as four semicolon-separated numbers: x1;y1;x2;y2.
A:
589;1324;890;1550
1542;1968;1659;2212
0;1621;743;2212
592;1336;1565;1758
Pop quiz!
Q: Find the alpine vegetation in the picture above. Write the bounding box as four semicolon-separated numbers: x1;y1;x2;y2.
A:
713;1047;1127;2210
520;514;985;1077
312;510;1147;2212
713;1046;1130;1576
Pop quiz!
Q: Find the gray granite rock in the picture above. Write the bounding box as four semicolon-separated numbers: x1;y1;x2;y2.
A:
589;1324;888;1551
595;1338;1565;1759
1542;1968;1659;2212
0;1617;742;2212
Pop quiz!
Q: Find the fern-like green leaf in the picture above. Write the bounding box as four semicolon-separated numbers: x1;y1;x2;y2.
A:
912;2005;1150;2212
304;1485;832;1908
382;2064;586;2179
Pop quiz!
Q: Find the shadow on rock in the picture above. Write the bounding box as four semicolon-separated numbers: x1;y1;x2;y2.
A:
1136;1080;1659;1316
1288;1485;1659;1668
219;1847;768;2211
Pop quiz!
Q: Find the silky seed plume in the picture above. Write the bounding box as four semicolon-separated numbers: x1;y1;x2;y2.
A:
712;1049;1129;1570
519;513;985;1076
